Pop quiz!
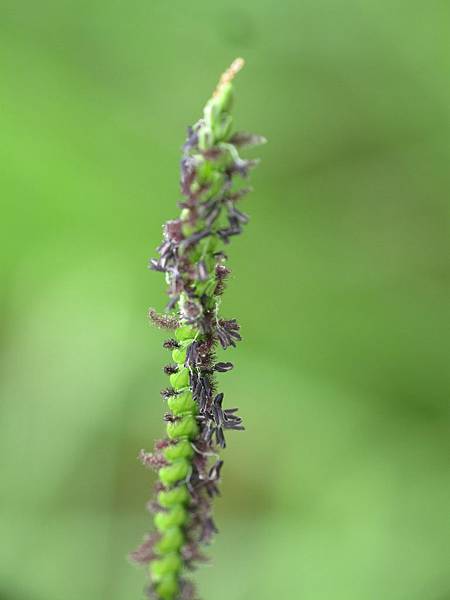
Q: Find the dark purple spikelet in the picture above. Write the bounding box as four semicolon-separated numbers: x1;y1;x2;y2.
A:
163;338;180;350
214;362;234;372
164;219;184;243
216;319;242;349
214;264;231;296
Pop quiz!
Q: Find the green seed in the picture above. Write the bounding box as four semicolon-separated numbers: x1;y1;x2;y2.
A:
164;439;194;461
167;391;197;416
169;367;190;390
167;415;198;440
150;554;182;581
171;346;187;364
159;460;189;486
155;574;179;600
175;325;196;342
158;485;189;508
154;527;184;554
154;505;187;531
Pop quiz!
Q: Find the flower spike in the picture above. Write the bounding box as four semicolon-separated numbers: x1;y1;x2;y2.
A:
131;59;264;600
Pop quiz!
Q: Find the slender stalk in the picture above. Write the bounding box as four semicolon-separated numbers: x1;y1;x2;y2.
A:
131;59;265;600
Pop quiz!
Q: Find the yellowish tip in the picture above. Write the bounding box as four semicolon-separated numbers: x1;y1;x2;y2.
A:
213;57;245;97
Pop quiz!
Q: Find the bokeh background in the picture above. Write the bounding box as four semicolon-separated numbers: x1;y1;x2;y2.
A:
1;2;449;599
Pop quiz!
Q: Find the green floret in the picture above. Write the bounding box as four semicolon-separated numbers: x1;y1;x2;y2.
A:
167;415;198;439
167;392;197;416
154;527;184;554
169;367;190;390
154;505;187;531
158;459;190;486
158;485;189;508
163;439;194;460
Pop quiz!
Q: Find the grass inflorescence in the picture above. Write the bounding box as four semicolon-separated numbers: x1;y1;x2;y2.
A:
131;59;265;600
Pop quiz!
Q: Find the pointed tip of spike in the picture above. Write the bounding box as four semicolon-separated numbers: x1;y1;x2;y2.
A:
213;57;245;98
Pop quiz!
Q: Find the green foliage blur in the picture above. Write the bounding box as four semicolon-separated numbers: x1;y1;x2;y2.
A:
1;2;449;599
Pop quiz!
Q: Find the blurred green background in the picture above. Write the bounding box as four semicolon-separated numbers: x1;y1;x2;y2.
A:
1;1;449;599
